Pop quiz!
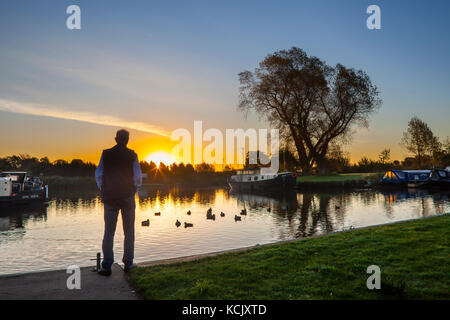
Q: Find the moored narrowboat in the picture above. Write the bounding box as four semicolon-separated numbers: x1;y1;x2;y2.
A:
380;168;450;189
380;169;409;185
428;168;450;188
0;172;48;205
406;170;432;188
380;169;431;187
228;168;297;192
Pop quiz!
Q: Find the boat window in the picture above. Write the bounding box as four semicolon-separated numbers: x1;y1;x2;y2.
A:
8;175;22;182
384;171;397;180
247;177;251;181
396;172;405;179
254;177;258;181
409;173;428;181
438;171;447;178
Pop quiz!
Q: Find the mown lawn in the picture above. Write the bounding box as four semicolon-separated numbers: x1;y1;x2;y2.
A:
129;215;449;300
296;173;368;183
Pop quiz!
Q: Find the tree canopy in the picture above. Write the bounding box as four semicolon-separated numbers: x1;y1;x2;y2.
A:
238;47;381;174
401;117;441;167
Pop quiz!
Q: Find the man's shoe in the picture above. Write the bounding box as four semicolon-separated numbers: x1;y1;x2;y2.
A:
98;267;112;276
124;263;137;273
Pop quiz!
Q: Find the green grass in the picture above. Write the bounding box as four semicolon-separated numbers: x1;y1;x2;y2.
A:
42;176;97;189
297;173;368;183
129;215;449;300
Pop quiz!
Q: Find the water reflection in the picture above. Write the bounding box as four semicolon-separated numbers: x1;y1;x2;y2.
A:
0;204;48;231
381;189;450;217
137;187;219;209
0;187;448;275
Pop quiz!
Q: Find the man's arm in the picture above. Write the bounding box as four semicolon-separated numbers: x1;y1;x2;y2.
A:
95;153;104;190
133;154;143;189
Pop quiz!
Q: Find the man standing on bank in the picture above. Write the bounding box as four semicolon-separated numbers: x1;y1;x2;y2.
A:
95;129;142;276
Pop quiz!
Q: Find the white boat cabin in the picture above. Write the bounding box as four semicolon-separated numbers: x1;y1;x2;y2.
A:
229;168;280;183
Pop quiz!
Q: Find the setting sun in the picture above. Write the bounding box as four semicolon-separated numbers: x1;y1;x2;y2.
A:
145;151;175;167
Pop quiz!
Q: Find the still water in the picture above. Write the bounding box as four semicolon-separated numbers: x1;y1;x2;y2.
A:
1;187;449;275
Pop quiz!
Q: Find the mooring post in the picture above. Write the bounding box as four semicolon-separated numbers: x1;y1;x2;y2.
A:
96;252;101;271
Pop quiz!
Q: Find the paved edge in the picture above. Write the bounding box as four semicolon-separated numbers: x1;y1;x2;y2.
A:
0;263;139;300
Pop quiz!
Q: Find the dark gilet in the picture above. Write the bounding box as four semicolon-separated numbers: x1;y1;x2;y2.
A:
101;144;137;202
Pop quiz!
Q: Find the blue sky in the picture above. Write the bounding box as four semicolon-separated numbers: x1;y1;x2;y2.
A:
0;0;449;162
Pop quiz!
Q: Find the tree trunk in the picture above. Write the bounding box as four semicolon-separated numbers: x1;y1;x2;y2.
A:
316;157;330;174
291;130;313;176
301;165;312;176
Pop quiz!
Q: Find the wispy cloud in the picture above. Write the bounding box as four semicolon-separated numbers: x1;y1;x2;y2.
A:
0;98;170;137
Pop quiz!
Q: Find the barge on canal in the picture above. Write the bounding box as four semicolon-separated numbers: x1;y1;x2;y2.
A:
0;172;48;205
380;168;450;189
228;168;296;192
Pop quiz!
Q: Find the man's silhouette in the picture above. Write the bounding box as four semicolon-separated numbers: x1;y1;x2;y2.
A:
95;129;142;275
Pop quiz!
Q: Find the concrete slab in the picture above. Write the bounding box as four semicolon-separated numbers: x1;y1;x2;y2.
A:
0;264;139;300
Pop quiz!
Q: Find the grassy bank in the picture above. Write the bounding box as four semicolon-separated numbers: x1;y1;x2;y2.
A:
297;173;365;182
295;173;383;190
42;176;97;190
130;215;449;300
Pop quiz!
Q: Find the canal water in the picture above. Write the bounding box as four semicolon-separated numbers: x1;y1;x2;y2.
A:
1;187;449;275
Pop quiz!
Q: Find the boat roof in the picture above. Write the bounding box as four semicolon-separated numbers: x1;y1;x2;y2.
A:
390;170;431;173
2;171;28;174
235;168;282;175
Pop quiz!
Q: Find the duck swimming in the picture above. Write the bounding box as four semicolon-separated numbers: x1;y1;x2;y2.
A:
141;219;150;227
187;210;191;215
240;209;247;215
220;212;225;217
234;215;241;221
154;212;161;216
175;220;181;227
184;222;194;228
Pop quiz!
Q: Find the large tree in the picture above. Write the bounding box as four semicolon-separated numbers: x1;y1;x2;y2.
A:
401;117;441;167
238;47;381;174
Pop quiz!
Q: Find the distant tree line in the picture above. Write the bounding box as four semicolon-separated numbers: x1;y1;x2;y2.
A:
337;117;450;173
0;155;233;185
244;117;450;174
301;117;450;173
2;116;448;179
0;155;97;177
140;161;232;185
